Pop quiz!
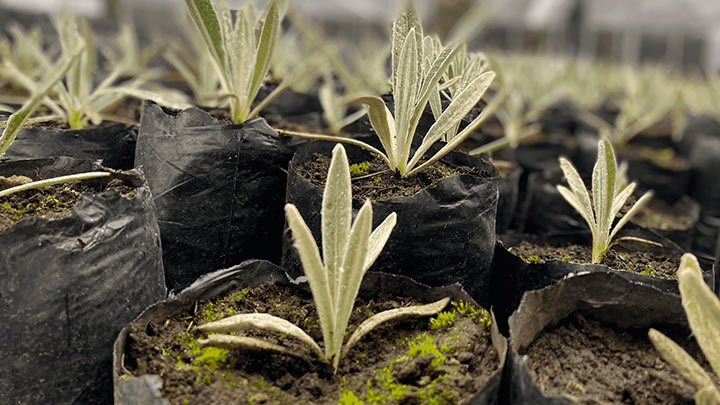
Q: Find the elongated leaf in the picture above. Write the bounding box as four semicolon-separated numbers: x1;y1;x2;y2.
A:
249;0;279;102
364;213;397;272
414;45;459;118
198;334;308;361
609;182;636;225
350;96;396;167
559;157;595;227
695;386;720;405
322;144;352;298
592;138;616;235
391;2;422;87
649;328;718;395
184;0;225;72
557;186;596;236
0;171;110;198
343;298;450;357
0;44;84;158
407;71;494;172
609;190;652;241
394;29;419;173
332;200;372;369
284;204;335;361
677;253;720;379
197;313;323;359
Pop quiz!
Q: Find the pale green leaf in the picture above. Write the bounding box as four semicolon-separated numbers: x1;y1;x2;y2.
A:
332;200;372;369
394;29;420;173
677;253;720;378
649;328;718;395
343;297;450;357
364;213;397;272
322;144;352;298
391;2;422;88
249;0;279;102
609;182;636;224
350;96;396;167
284;204;335;361
0;171;110;198
559;157;594;225
592;138;616;236
198;334;309;361
197;313;323;359
184;0;225;72
557;185;596;235
609;190;653;241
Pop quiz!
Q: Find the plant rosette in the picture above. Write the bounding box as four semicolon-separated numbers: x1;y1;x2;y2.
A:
507;271;715;404
114;260;506;404
281;137;500;306
135;101;301;292
574;131;691;204
0;156;166;404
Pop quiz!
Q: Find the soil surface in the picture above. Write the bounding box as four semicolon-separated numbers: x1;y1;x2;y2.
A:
621;145;690;170
632;198;696;231
0;177;136;234
504;234;680;279
124;282;499;404
298;153;482;201
525;313;715;404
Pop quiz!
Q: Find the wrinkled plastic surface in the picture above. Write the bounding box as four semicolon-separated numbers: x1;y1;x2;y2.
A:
2;122;137;170
113;260;507;404
496;166;523;235
0;157;166;405
505;271;689;403
135;101;295;292
282;138;499;306
489;231;715;336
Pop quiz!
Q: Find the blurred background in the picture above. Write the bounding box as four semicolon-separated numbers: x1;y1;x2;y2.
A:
1;0;719;73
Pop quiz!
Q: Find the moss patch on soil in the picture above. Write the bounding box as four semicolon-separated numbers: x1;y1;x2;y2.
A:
525;313;717;404
124;283;499;404
504;234;680;279
298;153;482;201
0;177;136;234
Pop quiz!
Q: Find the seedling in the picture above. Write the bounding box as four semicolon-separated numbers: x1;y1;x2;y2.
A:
0;43;110;198
649;253;720;404
279;4;495;177
556;138;654;263
2;14;189;129
197;144;448;372
184;0;311;123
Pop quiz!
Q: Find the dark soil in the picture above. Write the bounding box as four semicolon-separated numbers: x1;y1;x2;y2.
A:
525;313;716;404
298;153;480;201
505;235;680;279
0;177;136;234
633;198;696;231
123;282;499;405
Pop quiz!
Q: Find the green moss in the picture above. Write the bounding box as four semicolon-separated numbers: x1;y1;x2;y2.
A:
195;374;213;384
350;162;371;176
192;346;227;371
561;255;573;262
407;333;446;369
201;301;222;321
338;388;364;405
429;311;456;330
417;375;457;405
521;255;542;264
451;301;481;318
232;288;250;302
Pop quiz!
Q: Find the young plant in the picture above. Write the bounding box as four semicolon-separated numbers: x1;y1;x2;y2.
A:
318;69;368;135
648;253;720;404
0;23;56;96
279;4;495;177
556;138;654;263
2;13;189;129
0;43;109;198
184;0;309;123
197;144;449;372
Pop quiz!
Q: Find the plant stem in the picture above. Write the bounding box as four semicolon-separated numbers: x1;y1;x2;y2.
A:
0;171;111;198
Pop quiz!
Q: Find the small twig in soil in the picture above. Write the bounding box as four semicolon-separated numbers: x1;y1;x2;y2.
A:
351;170;388;182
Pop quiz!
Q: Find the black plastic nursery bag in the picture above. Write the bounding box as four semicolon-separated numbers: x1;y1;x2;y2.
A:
282;139;499;306
135;101;295;291
0;157;166;404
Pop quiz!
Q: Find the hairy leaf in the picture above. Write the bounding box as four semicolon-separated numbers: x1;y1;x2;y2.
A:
322;144;352;298
198;334;308;361
648;328;717;394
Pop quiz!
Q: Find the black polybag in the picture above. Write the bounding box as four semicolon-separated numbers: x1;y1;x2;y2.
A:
113;260;508;404
506;271;689;402
1;122;137;170
0;157;166;404
489;231;715;336
281;138;499;306
135;101;295;291
495;166;523;234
